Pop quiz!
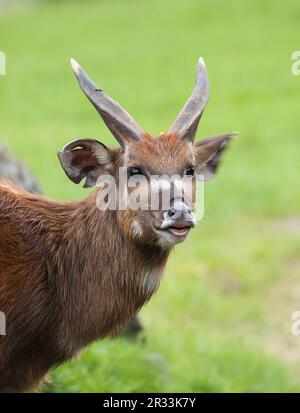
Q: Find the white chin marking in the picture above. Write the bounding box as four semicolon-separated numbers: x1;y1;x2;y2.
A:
156;228;188;248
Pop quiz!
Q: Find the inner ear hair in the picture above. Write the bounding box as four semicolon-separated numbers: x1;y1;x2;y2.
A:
58;138;113;188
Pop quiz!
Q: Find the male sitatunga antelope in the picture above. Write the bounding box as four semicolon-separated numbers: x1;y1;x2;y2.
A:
0;57;237;392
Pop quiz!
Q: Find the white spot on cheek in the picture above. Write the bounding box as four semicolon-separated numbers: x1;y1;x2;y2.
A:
131;220;143;238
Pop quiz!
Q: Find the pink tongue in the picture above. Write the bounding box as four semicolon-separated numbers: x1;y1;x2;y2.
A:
169;228;188;237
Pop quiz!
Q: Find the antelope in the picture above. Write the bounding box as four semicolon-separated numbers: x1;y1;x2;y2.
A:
0;57;236;392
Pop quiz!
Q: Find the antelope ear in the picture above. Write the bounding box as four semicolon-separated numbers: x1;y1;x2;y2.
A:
58;139;113;188
194;133;238;181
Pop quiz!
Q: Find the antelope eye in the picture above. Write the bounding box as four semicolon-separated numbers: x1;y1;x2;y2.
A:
128;167;143;177
185;165;195;176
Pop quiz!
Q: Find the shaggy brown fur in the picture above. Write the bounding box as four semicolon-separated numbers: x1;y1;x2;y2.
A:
0;179;169;392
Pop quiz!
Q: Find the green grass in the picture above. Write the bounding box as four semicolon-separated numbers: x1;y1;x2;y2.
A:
1;0;300;392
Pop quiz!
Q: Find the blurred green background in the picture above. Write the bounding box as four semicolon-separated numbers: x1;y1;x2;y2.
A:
1;0;300;392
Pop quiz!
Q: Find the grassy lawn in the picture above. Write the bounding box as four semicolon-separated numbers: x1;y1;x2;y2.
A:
1;0;300;392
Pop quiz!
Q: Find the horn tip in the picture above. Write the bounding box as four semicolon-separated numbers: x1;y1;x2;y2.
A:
198;57;206;68
70;58;80;75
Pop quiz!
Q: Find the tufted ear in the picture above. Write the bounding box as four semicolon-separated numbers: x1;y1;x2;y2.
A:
58;139;113;188
193;133;238;180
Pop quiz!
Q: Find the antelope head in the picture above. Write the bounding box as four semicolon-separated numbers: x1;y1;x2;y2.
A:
58;58;237;248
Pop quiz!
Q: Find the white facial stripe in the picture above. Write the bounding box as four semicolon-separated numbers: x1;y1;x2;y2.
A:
150;178;184;191
150;178;190;196
155;179;171;191
173;179;184;193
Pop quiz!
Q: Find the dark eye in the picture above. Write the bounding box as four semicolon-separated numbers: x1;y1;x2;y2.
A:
128;167;143;178
185;165;195;176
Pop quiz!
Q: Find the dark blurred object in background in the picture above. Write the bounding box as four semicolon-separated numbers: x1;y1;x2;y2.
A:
0;142;143;339
118;315;144;339
0;143;41;193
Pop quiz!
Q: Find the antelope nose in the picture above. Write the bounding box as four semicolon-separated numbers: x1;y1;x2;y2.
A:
165;200;194;223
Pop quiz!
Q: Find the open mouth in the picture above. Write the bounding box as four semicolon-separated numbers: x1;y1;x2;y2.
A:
167;226;191;237
155;222;194;238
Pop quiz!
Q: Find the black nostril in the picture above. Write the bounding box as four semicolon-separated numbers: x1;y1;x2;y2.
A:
168;208;176;218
